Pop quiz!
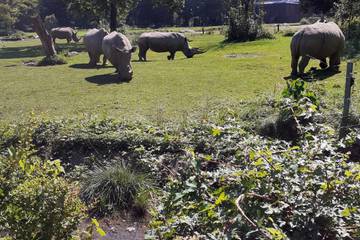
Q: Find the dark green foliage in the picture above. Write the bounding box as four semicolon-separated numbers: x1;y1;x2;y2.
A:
37;55;67;66
260;80;320;141
0;0;38;34
0;121;85;239
300;0;339;14
80;162;152;216
44;13;58;31
226;0;265;42
336;0;360;58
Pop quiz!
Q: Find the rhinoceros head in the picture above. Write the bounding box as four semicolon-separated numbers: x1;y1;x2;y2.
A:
113;46;137;81
73;31;82;42
183;38;206;58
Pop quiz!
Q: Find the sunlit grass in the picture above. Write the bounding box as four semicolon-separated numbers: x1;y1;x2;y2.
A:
0;27;355;122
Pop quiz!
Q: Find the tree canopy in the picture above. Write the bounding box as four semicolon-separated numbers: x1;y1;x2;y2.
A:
300;0;339;14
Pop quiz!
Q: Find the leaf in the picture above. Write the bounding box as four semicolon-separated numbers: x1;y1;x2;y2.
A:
211;128;221;137
345;170;352;177
215;192;228;206
91;218;100;228
341;208;351;217
96;227;106;237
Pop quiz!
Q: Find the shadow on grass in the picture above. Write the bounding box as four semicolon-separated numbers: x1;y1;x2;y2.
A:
131;60;156;63
0;42;85;59
283;68;341;82
85;73;130;85
69;63;113;69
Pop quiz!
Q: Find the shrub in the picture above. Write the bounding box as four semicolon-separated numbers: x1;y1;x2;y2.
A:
0;148;85;239
37;55;67;66
227;0;264;42
80;162;152;216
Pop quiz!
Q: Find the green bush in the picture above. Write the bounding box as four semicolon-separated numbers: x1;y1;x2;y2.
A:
227;0;264;42
0;119;85;240
80;162;152;216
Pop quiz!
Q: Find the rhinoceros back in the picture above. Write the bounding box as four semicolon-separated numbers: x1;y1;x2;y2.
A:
51;27;74;39
297;22;345;59
102;32;133;67
84;29;108;55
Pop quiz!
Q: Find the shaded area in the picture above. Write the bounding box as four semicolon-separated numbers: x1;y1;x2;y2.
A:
0;45;43;59
305;68;341;81
283;68;341;82
0;42;85;59
69;63;113;69
85;73;130;85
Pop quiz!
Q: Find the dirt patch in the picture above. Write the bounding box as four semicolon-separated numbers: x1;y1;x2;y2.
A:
78;216;147;240
224;53;261;59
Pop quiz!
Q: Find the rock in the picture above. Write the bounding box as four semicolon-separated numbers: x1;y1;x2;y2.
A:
65;51;79;57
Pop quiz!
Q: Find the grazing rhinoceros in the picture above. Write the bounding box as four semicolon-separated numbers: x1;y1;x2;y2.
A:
102;32;137;81
137;32;203;61
83;28;109;66
291;21;345;76
51;27;81;44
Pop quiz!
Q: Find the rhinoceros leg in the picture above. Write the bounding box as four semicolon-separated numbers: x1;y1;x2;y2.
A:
102;55;107;66
53;37;56;44
67;38;71;44
168;51;175;60
88;53;97;66
291;56;299;76
319;58;328;69
138;48;147;61
299;56;310;75
329;53;341;70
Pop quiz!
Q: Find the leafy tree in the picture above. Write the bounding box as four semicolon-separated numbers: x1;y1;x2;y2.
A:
335;0;360;40
66;0;139;32
300;0;339;14
0;0;38;34
226;0;264;42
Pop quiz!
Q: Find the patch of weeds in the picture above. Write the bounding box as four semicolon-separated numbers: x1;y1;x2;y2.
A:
80;162;153;217
37;55;67;66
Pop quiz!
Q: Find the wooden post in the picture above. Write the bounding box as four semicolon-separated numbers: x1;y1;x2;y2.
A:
339;62;354;139
32;15;56;57
277;24;280;33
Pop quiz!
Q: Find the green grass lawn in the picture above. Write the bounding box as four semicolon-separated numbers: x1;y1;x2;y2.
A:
0;28;357;122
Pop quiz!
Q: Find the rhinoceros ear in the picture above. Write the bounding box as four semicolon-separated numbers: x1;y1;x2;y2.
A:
131;47;137;53
113;45;127;53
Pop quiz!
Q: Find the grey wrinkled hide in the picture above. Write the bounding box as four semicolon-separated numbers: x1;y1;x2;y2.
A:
138;32;195;61
50;27;81;44
83;28;109;66
102;32;136;81
291;22;345;75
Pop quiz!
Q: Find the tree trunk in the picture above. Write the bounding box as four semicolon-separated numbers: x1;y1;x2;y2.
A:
32;15;56;57
110;0;117;32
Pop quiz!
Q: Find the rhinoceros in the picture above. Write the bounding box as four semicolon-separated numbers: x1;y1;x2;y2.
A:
102;32;137;81
51;27;81;44
83;28;109;66
137;32;203;61
291;21;345;76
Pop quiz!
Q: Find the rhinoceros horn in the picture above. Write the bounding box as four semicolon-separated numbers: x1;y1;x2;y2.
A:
191;47;206;55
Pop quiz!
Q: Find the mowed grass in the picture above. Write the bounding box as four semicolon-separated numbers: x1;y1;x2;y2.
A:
0;28;356;122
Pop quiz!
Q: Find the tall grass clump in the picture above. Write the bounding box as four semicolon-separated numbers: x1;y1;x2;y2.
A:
80;162;152;216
